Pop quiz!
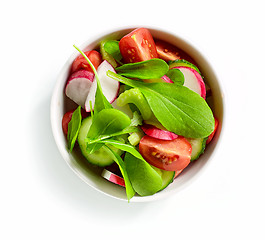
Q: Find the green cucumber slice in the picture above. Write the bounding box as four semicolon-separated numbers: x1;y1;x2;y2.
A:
187;138;207;161
168;59;201;74
77;117;122;167
152;166;175;191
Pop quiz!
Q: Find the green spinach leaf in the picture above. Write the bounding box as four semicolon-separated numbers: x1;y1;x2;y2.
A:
67;106;82;152
116;59;169;79
103;40;122;64
107;71;214;138
104;145;135;201
166;68;184;85
98;139;163;196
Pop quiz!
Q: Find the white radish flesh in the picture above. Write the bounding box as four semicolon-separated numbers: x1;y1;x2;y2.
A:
174;66;206;99
65;70;94;108
85;60;120;112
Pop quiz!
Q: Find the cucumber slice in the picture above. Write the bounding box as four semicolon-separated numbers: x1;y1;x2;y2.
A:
100;40;118;68
152;166;175;191
187;138;207;161
77;117;122;167
168;59;201;74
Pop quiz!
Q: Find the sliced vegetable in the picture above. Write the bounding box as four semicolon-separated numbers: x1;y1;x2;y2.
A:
151;166;175;191
139;135;192;171
187;138;207;161
173;66;206;99
168;59;201;74
141;124;178;140
116;87;152;120
85;60;120;112
119;28;158;63
155;40;181;62
166;68;184;85
103;40;122;64
101;169;125;187
65;70;94;108
71;50;102;73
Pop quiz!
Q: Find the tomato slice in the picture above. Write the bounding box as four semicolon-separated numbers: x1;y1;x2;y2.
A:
71;50;102;73
119;28;158;63
139;135;192;171
155;40;196;64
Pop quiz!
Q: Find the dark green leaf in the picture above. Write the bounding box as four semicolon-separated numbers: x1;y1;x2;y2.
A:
116;59;169;79
67;106;82;152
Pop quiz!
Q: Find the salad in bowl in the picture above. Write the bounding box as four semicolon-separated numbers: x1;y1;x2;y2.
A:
51;27;223;202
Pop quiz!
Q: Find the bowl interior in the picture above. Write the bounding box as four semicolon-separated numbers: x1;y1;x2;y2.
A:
50;27;224;202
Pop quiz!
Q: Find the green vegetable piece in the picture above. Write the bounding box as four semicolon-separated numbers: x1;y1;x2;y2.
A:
168;59;201;74
166;68;184;85
67;106;82;152
86;108;131;153
151;166;175;191
187;137;207;161
107;71;215;138
124;152;163;196
116;88;152;120
104;146;135;201
103;40;122;64
100;40;118;68
116;59;169;79
98;139;163;196
128;130;144;146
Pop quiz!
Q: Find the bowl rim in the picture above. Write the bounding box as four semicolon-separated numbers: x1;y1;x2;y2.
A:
50;26;226;202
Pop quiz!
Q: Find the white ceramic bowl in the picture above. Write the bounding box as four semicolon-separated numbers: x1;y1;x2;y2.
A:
50;27;225;202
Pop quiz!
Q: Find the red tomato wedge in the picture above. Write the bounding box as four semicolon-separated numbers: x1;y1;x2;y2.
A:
139;135;192;171
119;28;158;63
71;50;102;73
155;40;196;64
206;117;219;144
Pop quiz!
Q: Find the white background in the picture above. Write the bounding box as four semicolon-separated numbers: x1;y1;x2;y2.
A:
1;0;264;239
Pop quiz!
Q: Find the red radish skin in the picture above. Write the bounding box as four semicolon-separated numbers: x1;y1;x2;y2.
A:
85;60;120;112
65;70;94;108
101;169;125;187
174;66;206;99
141;124;178;140
161;75;174;83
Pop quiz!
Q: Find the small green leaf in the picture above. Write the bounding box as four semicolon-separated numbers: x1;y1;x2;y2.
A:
103;40;122;63
116;59;169;79
67;106;82;152
166;68;184;85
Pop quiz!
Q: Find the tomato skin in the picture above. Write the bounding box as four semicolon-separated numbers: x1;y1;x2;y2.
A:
71;50;102;73
206;117;219;144
62;109;89;135
155;40;196;64
119;28;158;63
139;135;192;171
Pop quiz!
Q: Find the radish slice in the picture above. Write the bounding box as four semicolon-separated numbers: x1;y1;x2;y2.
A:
161;75;174;83
85;60;120;112
65;70;94;108
101;169;125;187
174;66;206;99
141;124;178;140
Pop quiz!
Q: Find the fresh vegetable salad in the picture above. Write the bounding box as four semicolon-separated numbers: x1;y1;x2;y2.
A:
62;28;218;201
